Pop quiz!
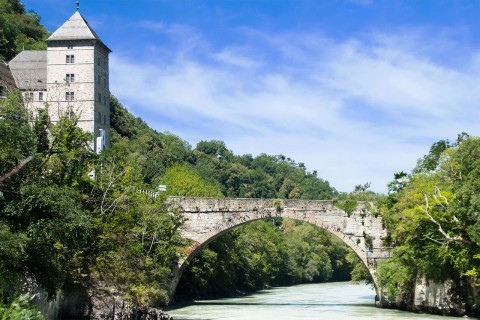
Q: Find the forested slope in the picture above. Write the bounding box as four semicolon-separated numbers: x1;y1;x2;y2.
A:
1;65;367;320
8;1;480;317
0;1;371;314
108;95;370;301
0;0;48;61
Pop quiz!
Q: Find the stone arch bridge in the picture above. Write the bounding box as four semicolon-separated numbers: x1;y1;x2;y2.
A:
167;196;389;301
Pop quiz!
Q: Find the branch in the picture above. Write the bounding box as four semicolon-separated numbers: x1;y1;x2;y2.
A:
99;167;127;215
432;186;460;224
420;235;446;245
420;192;471;246
0;156;34;183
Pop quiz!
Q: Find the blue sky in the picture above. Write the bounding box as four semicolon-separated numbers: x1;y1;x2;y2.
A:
22;0;480;193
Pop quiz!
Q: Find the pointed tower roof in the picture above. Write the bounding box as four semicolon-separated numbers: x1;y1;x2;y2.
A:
47;11;111;52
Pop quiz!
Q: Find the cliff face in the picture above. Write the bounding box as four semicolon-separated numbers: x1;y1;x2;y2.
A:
34;282;173;320
379;277;480;317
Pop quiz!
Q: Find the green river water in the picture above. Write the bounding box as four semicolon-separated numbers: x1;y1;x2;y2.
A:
166;282;462;320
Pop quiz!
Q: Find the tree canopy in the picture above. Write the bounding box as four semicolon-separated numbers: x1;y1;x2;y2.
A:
0;0;48;61
377;134;480;304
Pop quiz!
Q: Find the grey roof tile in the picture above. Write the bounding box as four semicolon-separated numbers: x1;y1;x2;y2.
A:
9;51;47;90
47;11;110;52
0;61;16;88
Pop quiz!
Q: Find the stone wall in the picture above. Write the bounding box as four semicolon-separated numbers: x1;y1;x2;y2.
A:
167;196;388;300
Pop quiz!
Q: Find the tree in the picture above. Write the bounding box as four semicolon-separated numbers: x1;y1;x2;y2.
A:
0;0;48;61
377;135;480;303
160;163;223;197
0;92;96;299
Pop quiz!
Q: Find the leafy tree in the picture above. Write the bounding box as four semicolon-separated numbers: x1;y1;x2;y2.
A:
196;140;232;160
91;158;187;307
0;92;95;299
377;135;480;304
0;0;48;61
0;294;46;320
160;163;223;197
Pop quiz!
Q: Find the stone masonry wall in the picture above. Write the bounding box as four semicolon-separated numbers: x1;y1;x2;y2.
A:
167;196;388;297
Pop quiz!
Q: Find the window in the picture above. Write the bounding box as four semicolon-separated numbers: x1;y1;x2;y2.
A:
65;73;75;83
98;111;101;122
97;57;101;66
66;55;75;63
65;91;74;101
24;92;33;102
97;74;100;85
98;93;102;103
103;114;107;125
103;78;107;88
103;95;107;106
38;92;44;101
0;86;5;98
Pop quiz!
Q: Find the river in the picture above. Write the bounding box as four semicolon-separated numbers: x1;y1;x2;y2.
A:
165;281;460;320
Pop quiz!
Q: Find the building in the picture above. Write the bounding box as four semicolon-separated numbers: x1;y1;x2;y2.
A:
5;8;111;152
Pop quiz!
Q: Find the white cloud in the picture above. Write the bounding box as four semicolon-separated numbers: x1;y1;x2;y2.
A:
110;28;480;193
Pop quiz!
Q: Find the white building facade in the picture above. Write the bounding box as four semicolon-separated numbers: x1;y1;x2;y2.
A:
8;10;111;151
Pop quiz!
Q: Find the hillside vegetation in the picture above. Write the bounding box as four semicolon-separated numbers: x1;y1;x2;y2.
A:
0;1;371;312
2;1;480;317
0;88;369;313
376;134;480;313
0;0;48;61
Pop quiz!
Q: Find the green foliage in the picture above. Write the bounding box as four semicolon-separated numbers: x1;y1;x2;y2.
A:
379;134;480;302
0;92;96;302
345;251;370;281
90;156;187;306
336;182;384;217
282;222;333;283
0;92;36;175
160;164;223;197
376;255;416;300
0;0;48;61
0;294;46;320
196;140;232;160
338;199;357;216
5;184;92;296
0;3;352;312
177;219;368;299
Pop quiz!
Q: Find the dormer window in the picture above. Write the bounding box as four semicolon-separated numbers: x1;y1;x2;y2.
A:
39;92;44;101
66;55;75;64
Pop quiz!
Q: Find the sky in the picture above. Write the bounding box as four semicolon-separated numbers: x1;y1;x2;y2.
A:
21;0;480;193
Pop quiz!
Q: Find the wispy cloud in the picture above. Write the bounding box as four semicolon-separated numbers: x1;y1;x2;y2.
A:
110;27;480;193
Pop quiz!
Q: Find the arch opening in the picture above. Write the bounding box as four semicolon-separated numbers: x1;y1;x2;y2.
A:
172;217;378;303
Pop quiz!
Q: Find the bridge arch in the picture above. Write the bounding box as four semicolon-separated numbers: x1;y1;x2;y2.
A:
167;197;388;302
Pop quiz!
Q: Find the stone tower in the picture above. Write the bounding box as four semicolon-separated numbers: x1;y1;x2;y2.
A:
45;9;111;151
